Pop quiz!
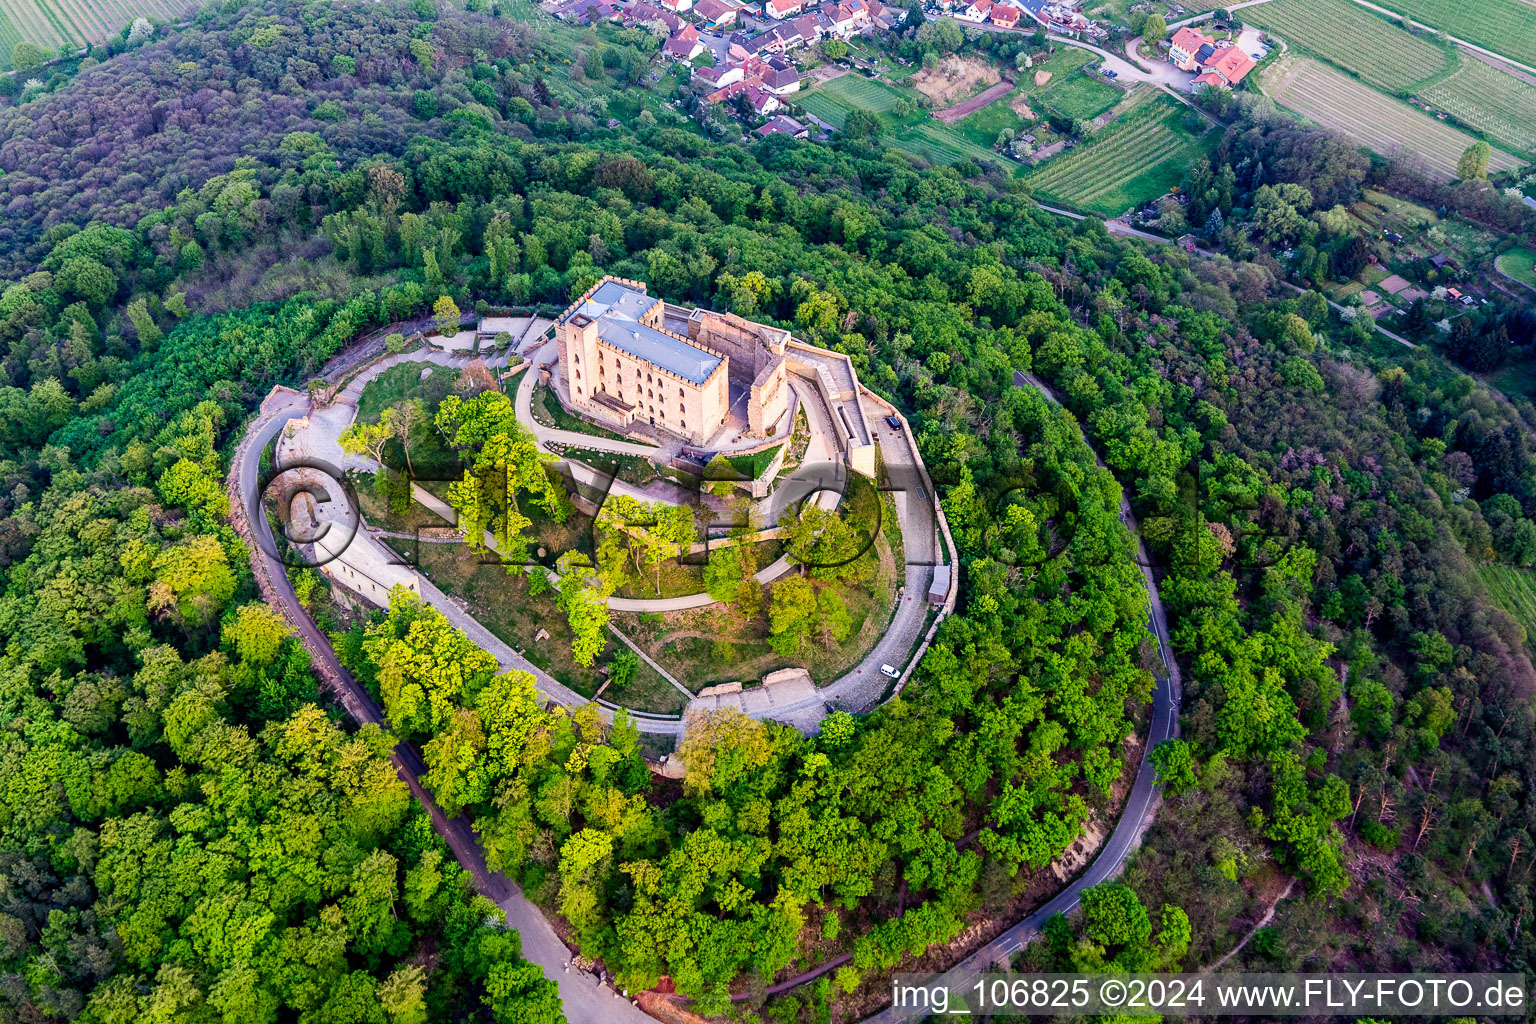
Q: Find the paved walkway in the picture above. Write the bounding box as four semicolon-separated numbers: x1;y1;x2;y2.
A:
257;332;950;737
229;389;656;1024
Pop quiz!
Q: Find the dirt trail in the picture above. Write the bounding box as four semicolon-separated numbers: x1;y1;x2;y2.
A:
934;79;1015;122
1205;877;1296;971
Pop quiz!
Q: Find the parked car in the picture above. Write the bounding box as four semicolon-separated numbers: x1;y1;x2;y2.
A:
880;664;899;678
886;414;901;430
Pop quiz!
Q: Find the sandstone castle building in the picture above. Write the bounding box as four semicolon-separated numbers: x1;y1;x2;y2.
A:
556;277;791;446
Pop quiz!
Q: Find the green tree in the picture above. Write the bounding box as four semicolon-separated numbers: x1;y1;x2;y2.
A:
1456;140;1490;181
433;293;462;334
11;41;47;70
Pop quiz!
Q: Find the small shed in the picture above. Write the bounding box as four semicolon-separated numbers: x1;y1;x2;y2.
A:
928;563;951;604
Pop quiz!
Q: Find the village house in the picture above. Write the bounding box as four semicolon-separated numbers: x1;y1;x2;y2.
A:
1168;25;1211;70
626;1;684;30
765;0;802;18
757;114;809;138
955;0;995;23
663;23;706;58
694;0;741;28
706;79;782;115
989;4;1020;28
693;62;745;87
749;24;802;52
758;57;801;94
1191;45;1255;88
656;0;694;12
1169;24;1255;87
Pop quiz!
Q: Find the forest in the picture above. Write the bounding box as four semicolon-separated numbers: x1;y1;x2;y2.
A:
1;0;1535;1020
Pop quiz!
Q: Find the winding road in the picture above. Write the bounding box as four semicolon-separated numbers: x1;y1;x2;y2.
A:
854;372;1184;1023
229;390;656;1024
233;335;1178;1023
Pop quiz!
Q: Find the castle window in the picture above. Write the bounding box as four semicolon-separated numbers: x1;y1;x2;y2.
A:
575;370;581;379
679;387;684;397
573;353;579;364
679;403;685;412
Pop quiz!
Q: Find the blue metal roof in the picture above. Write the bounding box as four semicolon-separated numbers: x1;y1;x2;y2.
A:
598;319;721;385
572;280;659;323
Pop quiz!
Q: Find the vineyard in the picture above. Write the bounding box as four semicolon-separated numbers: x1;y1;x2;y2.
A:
1262;57;1524;181
1417;57;1536;155
1022;95;1211;215
1245;0;1448;91
892;121;1003;167
0;0;196;65
796;74;905;127
1388;0;1536;69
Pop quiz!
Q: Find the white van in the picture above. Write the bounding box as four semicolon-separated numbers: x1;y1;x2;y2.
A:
879;664;899;678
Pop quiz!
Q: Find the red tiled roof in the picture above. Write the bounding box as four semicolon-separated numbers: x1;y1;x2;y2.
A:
1203;45;1255;84
1170;25;1213;52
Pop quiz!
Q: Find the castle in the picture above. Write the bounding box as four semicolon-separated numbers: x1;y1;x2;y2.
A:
556;277;791;447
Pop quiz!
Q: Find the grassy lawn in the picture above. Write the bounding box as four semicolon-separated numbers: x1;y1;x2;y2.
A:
612;533;899;688
1497;248;1536;291
725;444;783;480
797;72;1007;167
1486;360;1536;407
357;361;455;424
1040;70;1121;122
549;444;664;489
413;541;687;715
953;86;1030;149
532;382;631;442
356;362;464;482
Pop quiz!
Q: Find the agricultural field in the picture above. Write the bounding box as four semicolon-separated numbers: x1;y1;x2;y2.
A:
1387;0;1536;70
1417;56;1536;155
0;0;197;65
798;73;1004;167
1;0;72;69
1498;248;1536;291
1261;57;1524;181
951;85;1030;149
0;10;26;68
1038;65;1121;122
1477;564;1536;653
1022;93;1213;215
892;120;1005;167
795;73;907;128
1244;0;1449;91
498;0;545;21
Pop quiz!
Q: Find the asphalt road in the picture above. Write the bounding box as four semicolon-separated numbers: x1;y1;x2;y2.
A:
854;373;1184;1024
232;392;656;1024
